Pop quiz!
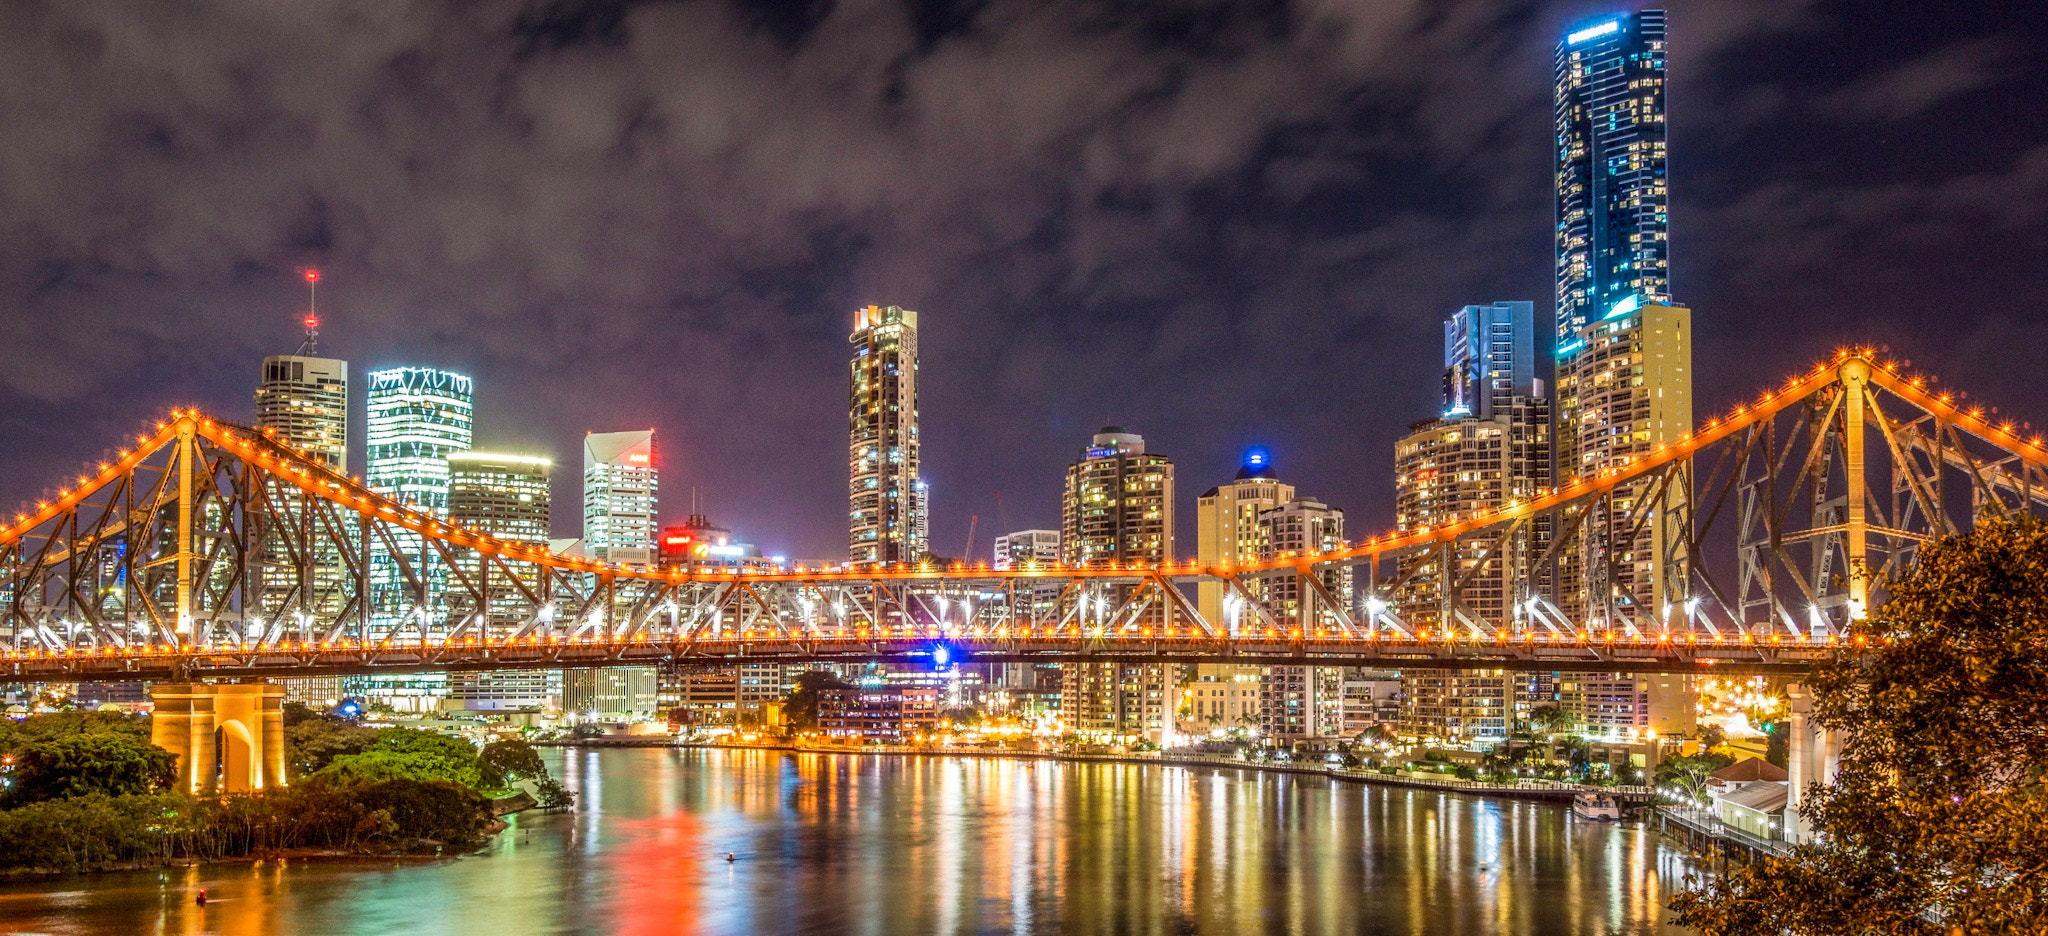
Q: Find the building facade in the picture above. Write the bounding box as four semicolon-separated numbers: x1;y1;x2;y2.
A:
256;355;349;470
1554;10;1669;354
583;430;658;566
1194;450;1292;630
1559;299;1692;624
1555;8;1671;541
448;452;552;544
445;452;554;710
993;530;1061;570
994;528;1063;625
818;686;941;741
365;367;474;516
1061;428;1174;742
1062;428;1174;567
848;304;923;563
254;349;350;705
1393;302;1552;633
1257;496;1351;741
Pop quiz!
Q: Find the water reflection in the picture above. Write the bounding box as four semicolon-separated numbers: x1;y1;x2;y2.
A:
0;749;1694;935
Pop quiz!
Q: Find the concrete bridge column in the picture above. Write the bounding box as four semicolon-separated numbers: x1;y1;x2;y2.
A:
1783;683;1842;845
150;682;288;794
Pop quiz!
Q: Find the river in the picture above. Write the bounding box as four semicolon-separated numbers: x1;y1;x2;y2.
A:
0;747;1698;935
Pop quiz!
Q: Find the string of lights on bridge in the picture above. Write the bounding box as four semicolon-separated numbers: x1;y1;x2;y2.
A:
5;347;2044;584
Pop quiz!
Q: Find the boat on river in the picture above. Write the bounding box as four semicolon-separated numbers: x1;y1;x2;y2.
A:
1572;791;1623;821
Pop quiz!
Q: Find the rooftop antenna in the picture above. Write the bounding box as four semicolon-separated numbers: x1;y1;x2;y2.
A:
296;269;321;355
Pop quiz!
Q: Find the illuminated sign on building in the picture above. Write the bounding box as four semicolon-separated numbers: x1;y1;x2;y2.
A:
1567;19;1619;45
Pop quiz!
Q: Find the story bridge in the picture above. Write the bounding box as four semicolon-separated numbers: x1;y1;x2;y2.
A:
2;351;2043;688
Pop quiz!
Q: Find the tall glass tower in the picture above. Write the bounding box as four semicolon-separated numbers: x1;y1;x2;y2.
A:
1554;9;1668;352
848;305;923;563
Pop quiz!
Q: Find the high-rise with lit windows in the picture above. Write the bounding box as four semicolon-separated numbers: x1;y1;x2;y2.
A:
256;356;348;471
1555;10;1668;349
365;367;474;515
1555;9;1669;500
364;366;474;623
1194;449;1292;631
583;430;658;565
1392;302;1551;631
446;452;555;711
1393;303;1552;744
255;325;349;706
849;304;923;563
359;366;472;709
1061;428;1174;742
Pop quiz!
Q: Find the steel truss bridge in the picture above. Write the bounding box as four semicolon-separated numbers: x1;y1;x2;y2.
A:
3;351;2045;683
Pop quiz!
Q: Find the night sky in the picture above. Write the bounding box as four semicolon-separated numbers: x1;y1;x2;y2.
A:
1;1;2043;562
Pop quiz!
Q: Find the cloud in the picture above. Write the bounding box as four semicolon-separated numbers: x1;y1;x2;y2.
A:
1823;37;2009;121
0;0;2040;559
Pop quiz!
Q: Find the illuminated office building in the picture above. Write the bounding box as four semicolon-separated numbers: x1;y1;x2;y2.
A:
583;430;658;566
254;317;349;704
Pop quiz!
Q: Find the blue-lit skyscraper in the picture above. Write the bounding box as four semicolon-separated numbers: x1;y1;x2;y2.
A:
1554;10;1668;350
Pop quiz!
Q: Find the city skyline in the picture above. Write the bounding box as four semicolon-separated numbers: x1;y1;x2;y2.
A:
1;3;2040;565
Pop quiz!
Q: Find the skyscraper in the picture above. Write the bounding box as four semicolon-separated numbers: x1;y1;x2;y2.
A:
1061;428;1174;742
448;452;552;545
583;430;659;566
848;304;923;563
364;366;474;622
255;294;348;706
1554;10;1669;346
1393;303;1552;744
1393;302;1551;631
1062;428;1174;567
365;367;474;516
1561;298;1692;624
1194;449;1293;631
446;452;555;711
1555;9;1669;493
360;366;472;708
1257;496;1350;741
256;356;348;470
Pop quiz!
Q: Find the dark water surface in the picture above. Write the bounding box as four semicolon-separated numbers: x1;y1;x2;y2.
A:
0;748;1698;935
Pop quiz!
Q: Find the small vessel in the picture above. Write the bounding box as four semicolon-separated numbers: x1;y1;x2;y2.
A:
1572;791;1622;821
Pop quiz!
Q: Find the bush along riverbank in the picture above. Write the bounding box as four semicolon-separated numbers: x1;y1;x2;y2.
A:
0;707;573;875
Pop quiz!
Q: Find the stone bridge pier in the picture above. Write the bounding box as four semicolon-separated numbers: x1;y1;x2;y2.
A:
150;682;288;794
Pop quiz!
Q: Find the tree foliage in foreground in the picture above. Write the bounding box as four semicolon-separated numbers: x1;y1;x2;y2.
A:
2;732;178;807
1671;516;2048;934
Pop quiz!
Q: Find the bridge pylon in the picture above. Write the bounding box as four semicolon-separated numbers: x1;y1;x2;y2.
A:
150;681;288;795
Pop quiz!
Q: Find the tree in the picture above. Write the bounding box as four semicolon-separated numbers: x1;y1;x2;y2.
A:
283;715;378;779
3;733;178;806
1671;516;2048;934
1654;752;1733;807
479;739;548;785
315;728;493;790
1356;725;1396;749
782;670;853;733
1529;705;1575;736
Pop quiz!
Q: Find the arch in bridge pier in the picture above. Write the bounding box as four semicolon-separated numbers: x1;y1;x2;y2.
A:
150;682;287;794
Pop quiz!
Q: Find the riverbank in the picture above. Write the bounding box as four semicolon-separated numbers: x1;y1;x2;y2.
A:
658;739;1652;804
